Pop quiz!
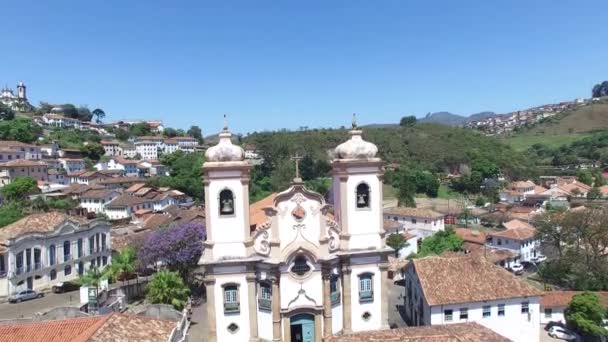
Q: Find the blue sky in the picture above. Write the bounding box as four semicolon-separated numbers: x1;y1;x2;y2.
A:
2;1;608;134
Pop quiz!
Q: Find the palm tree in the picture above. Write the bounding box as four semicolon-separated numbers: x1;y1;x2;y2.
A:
146;271;190;311
109;247;136;284
80;266;107;298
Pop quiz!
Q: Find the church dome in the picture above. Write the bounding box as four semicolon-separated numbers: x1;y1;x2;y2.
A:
334;117;378;160
205;125;245;162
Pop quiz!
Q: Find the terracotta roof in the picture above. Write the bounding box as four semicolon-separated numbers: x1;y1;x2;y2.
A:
142;214;173;230
0;212;89;245
112;156;139;165
126;183;147;193
409;256;541;306
534;185;548;194
454;228;487;245
599;185;608;196
559;181;591;194
383;219;401;230
80;189;120;200
511;180;536;189
0;159;48;167
112;230;152;251
97;177;142;185
541;291;608;308
0;140;37;148
460;242;519;264
384;207;444;219
249;193;277;230
326;323;511;342
100;140;119;145
0;313;175;342
106;194;154;208
489;219;537;241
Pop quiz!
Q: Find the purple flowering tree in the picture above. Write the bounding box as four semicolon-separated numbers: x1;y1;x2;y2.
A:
138;222;206;281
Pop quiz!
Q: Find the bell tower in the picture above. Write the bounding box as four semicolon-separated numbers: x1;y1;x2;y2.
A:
17;81;26;100
201;117;252;261
332;115;385;250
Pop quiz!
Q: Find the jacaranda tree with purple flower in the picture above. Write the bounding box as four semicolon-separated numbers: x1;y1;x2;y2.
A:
138;222;206;281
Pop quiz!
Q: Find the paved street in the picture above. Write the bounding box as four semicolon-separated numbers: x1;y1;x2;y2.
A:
0;291;80;320
388;280;407;328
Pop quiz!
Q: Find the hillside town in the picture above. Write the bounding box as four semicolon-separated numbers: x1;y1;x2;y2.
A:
0;81;608;341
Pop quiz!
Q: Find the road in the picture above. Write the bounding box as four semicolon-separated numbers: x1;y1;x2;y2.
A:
0;291;80;320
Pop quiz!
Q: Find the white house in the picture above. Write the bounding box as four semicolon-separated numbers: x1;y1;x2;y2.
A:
487;219;540;263
0;141;42;161
79;189;121;215
404;256;542;342
101;140;122;156
383;207;445;239
200;122;393;342
94;157;139;177
42;113;83;129
0;212;111;297
134;137;163;161
499;180;538;203
540;291;608;325
58;158;86;174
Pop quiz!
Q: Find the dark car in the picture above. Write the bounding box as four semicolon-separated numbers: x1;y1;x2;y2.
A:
51;281;81;293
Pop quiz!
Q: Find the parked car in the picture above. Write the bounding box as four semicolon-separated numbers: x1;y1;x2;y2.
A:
510;263;524;275
531;254;547;263
52;281;81;293
9;289;43;303
548;326;577;341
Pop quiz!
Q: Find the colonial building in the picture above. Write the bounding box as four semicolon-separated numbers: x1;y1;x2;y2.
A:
0;159;49;186
200;120;393;342
0;81;33;112
0;212;111;297
487;219;540;263
383;207;445;239
404;256;541;342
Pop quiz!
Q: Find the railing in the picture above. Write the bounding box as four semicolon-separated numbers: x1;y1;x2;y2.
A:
359;290;373;303
258;298;271;311
331;291;341;306
224;302;240;314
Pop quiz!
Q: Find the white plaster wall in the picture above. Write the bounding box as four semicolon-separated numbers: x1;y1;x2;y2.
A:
332;301;343;334
346;173;381;250
429;297;541;342
349;264;382;332
277;195;322;251
398;236;419;258
214;274;251;342
257;309;273;341
280;269;323;310
488;238;540;262
540;306;565;325
207;173;247;259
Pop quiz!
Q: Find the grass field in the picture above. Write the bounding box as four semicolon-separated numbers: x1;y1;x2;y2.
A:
503;133;592;151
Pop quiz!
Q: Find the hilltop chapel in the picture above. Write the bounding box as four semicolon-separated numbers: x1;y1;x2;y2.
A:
199;118;392;342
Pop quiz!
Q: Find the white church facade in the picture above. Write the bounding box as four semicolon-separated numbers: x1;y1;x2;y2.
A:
0;81;32;112
200;119;393;342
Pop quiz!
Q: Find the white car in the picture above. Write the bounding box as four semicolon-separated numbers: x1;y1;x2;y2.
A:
510;263;524;275
535;254;547;263
548;326;577;341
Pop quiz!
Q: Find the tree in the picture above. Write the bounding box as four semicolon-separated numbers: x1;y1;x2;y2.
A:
80;266;108;298
592;81;608;98
417;228;464;257
0;201;25;228
163;128;180;138
0;103;15;120
31;196;50;212
0;117;42;143
61;104;79;119
108;247;137;283
386;233;409;257
130;122;151;137
565;292;608;338
138;222;205;280
1;177;38;201
187;125;203;143
80;143;105;161
92;108;106;124
146;271;190;310
77;106;93;122
576;170;594;186
587;186;601;200
533;209;572;258
399;115;417;127
35;102;54;116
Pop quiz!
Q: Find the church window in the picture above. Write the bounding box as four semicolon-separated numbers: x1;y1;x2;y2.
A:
291;255;311;276
330;275;340;306
219;189;235;216
227;323;239;333
361;311;371;321
223;284;240;314
358;273;374;302
258;282;272;311
356;183;370;209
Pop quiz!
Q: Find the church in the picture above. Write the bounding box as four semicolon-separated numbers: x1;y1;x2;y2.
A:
0;81;33;112
200;118;393;342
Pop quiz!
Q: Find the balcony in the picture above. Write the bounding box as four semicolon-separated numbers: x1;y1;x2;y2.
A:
359;290;374;303
258;298;271;311
224;302;240;314
15;266;24;275
34;262;42;270
331;291;341;306
63;254;72;263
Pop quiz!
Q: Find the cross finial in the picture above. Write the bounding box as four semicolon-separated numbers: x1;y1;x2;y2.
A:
291;152;303;182
223;114;228;131
352;113;358;129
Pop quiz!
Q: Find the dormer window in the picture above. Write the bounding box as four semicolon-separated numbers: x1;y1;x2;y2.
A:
356;183;370;209
219;189;235;216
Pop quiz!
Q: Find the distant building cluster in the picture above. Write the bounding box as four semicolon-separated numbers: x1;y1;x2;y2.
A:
466;97;601;135
0;81;33;112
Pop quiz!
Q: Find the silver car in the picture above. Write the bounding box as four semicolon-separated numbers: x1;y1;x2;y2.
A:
9;289;43;303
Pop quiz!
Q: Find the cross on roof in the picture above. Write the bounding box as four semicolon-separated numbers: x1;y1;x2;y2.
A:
291;152;303;182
